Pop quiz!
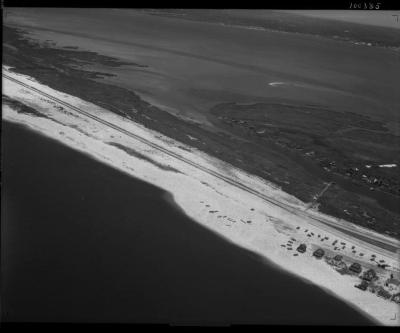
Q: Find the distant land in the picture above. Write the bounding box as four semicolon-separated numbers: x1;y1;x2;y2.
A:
283;10;400;29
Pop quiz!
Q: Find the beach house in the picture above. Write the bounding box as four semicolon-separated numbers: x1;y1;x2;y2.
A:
362;269;377;282
349;262;362;274
355;280;369;291
377;287;392;300
392;293;400;304
313;248;325;259
296;243;307;253
386;278;400;288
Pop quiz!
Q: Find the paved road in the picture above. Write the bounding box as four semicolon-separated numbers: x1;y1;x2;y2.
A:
4;73;400;261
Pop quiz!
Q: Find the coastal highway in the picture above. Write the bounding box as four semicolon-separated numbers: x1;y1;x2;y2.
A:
3;72;400;261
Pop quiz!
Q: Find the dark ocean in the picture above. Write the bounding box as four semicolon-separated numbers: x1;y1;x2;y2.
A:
1;121;374;325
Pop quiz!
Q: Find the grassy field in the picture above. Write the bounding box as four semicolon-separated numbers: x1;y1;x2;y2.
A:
3;9;400;239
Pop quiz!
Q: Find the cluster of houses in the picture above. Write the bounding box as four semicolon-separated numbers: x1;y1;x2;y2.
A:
315;159;399;197
353;268;400;304
293;242;400;305
218;113;400;197
295;244;327;260
218;113;400;196
326;254;348;272
343;166;399;195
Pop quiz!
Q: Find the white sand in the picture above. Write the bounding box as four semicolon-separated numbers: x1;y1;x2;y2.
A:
3;66;400;325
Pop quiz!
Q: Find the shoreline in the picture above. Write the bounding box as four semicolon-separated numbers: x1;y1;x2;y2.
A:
1;120;375;325
2;68;399;325
1;116;382;326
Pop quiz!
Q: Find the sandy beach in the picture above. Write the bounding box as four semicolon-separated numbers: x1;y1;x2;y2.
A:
3;67;400;325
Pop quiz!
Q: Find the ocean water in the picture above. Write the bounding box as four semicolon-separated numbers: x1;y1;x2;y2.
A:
1;121;374;325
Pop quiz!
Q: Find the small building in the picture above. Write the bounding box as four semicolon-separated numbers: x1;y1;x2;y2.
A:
313;248;325;259
297;244;307;253
328;255;345;268
377;288;392;300
333;254;343;262
386;278;400;288
392;293;400;304
368;284;379;294
355;280;369;291
336;267;349;275
349;262;362;274
336;261;347;270
362;269;377;282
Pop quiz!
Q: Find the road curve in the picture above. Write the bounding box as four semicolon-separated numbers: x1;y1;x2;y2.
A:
3;73;400;260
